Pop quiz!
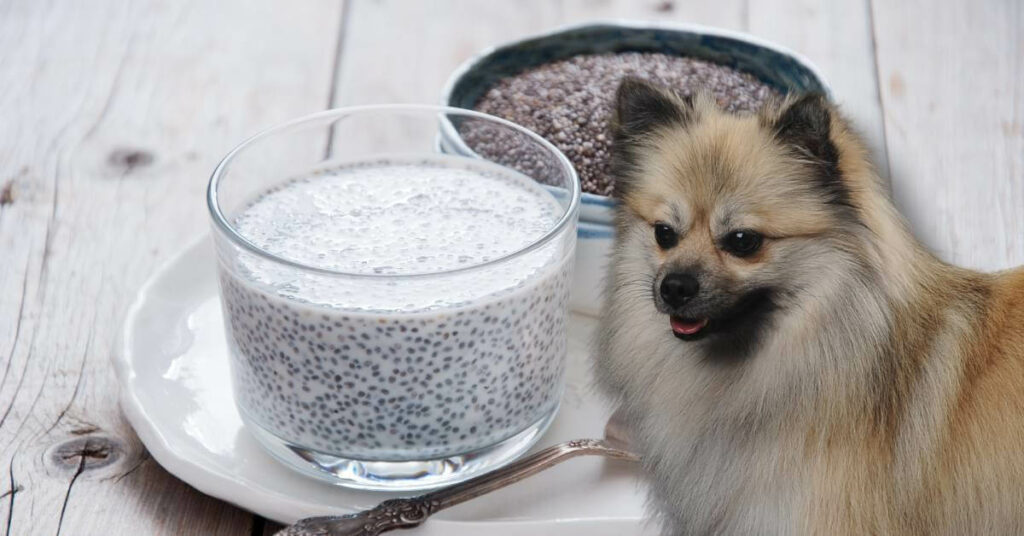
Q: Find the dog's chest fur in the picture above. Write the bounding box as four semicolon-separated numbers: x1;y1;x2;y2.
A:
597;265;899;535
628;377;889;535
638;401;805;535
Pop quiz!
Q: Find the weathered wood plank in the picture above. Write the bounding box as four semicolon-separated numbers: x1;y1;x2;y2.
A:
559;0;749;30
747;0;890;179
0;0;343;534
332;0;563;106
871;0;1024;270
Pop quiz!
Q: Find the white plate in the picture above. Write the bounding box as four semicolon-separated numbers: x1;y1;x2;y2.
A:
116;236;652;534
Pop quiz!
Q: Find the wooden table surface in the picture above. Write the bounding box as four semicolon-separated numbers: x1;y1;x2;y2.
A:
1;0;1021;534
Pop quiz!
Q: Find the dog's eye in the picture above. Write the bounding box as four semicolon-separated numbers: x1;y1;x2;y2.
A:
654;223;678;249
722;230;763;257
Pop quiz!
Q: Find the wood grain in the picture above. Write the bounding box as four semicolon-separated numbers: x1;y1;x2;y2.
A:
332;0;563;106
746;0;891;180
0;0;343;534
558;0;749;30
872;0;1024;270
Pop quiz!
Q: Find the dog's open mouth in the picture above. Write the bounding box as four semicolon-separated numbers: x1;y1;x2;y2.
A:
670;316;709;340
664;288;779;349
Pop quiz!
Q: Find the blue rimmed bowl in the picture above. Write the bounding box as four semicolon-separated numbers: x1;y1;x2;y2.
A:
441;20;831;314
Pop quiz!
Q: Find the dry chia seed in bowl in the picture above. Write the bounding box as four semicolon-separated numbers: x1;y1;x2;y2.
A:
471;52;780;196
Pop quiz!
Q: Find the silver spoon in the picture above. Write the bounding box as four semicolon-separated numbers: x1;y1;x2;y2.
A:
276;411;637;536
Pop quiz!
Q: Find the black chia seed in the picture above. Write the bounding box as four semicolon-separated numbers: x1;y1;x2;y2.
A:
471;52;780;196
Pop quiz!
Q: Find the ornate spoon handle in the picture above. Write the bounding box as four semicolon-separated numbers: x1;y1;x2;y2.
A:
276;438;638;536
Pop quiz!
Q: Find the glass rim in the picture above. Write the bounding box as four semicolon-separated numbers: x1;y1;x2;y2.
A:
207;104;581;280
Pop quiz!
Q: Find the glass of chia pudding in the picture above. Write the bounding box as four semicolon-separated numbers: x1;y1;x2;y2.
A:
207;105;579;490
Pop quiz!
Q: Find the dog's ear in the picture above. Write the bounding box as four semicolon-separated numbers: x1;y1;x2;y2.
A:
613;77;692;139
769;94;847;205
772;94;834;161
609;78;692;198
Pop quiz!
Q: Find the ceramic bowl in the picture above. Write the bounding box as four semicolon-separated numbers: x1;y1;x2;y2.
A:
441;20;831;315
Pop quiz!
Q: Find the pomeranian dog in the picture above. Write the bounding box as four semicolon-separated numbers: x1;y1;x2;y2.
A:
595;78;1024;535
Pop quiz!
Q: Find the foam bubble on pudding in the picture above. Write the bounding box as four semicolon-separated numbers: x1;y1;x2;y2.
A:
235;159;559;274
231;157;564;311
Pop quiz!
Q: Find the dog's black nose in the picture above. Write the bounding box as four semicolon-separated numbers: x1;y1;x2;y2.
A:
660;273;699;307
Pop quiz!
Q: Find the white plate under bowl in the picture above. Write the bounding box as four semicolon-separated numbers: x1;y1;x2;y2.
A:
116;237;652;534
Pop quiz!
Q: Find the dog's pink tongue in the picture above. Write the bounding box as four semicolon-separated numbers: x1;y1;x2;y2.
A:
671;316;709;335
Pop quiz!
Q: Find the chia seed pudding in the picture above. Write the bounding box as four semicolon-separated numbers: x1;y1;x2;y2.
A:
472;52;780;195
218;155;574;462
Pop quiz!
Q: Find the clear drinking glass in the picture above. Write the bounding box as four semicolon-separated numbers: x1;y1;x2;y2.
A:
207;105;579;490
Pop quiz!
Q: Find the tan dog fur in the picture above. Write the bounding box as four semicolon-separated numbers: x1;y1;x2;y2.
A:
595;79;1024;535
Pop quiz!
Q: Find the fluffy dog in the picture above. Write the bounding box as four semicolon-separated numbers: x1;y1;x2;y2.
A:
595;78;1024;535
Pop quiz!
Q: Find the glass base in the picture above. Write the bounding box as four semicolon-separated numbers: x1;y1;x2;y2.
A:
243;407;558;491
